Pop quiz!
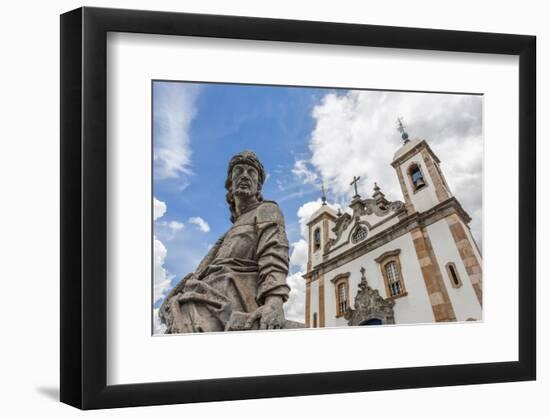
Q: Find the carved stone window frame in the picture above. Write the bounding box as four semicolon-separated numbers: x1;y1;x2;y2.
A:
375;249;408;299
445;261;463;288
407;162;428;194
330;273;351;318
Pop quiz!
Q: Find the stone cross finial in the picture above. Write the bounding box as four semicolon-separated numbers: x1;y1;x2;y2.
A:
350;176;361;198
320;182;327;206
358;267;368;291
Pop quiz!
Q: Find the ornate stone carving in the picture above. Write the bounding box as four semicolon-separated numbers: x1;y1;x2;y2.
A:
352;197;404;218
324;196;405;254
345;269;395;326
159;151;304;333
325;213;353;252
350;223;368;244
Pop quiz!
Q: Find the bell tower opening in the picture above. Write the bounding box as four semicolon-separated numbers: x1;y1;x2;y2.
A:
408;163;426;191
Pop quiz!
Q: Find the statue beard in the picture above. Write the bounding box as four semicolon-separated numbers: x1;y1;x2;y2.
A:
233;188;257;198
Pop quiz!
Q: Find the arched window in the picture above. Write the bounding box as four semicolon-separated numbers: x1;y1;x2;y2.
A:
313;227;321;251
408;163;426;191
375;249;407;299
338;282;348;315
331;273;350;317
385;261;403;296
446;262;463;288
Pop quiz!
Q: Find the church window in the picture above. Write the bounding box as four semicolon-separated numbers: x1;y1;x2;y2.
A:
338;283;348;315
385;262;402;296
351;224;368;244
408;163;426;191
331;273;350;317
375;249;407;299
446;262;463;288
313;227;321;251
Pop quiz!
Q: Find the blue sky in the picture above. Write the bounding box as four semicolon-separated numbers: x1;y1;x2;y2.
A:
152;81;483;333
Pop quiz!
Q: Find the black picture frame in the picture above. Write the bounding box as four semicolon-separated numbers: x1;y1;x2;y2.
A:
60;6;536;410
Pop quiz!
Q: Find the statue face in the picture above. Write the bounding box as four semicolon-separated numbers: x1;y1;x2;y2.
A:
231;163;259;198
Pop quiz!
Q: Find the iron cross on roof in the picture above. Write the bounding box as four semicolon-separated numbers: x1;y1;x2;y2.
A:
350;175;361;198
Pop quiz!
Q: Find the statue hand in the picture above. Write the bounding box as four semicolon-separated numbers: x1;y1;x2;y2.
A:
245;295;286;330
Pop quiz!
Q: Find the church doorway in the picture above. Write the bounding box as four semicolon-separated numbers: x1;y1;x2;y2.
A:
359;318;383;325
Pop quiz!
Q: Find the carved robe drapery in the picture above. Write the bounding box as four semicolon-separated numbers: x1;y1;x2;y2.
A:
160;200;290;333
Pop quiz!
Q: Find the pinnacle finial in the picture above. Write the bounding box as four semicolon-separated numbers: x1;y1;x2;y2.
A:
320;182;327;205
373;182;380;192
396;117;410;144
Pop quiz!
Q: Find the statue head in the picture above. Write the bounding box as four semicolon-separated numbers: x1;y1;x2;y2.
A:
225;151;266;222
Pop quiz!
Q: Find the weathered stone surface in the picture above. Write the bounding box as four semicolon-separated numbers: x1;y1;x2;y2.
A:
345;271;396;326
159;151;303;333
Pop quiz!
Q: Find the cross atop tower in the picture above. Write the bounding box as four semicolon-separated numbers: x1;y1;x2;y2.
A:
320;182;327;206
396;117;410;143
350;175;361;199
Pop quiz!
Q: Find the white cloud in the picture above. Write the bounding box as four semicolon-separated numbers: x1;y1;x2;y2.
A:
155;220;185;241
153;197;166;221
292;159;318;185
153;237;172;304
290;239;308;270
168;220;184;232
283;271;306;323
306;90;483;245
153;308;166;335
153;82;200;185
189;216;210;233
152;197;174;318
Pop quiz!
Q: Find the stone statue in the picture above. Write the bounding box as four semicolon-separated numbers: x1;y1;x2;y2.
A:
159;151;303;333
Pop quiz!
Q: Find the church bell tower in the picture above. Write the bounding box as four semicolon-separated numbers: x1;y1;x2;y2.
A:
391;118;452;214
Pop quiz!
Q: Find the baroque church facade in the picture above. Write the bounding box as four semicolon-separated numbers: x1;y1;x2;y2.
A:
302;135;483;328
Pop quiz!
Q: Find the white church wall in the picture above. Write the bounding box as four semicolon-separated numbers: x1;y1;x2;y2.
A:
398;152;439;213
326;214;400;260
323;233;435;328
427;220;483;321
368;214;400;236
311;246;323;267
309;279;319;327
382;234;437;324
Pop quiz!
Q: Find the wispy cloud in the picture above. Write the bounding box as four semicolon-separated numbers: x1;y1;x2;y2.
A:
153;82;200;187
302;90;483;245
189;216;210;233
292;159;318;185
152;197;175;331
153;197;166;221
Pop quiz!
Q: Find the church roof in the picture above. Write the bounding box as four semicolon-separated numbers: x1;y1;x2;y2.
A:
306;204;338;226
392;137;423;161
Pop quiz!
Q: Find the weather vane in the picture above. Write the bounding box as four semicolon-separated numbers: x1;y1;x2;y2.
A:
396;117;410;143
320;182;327;206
